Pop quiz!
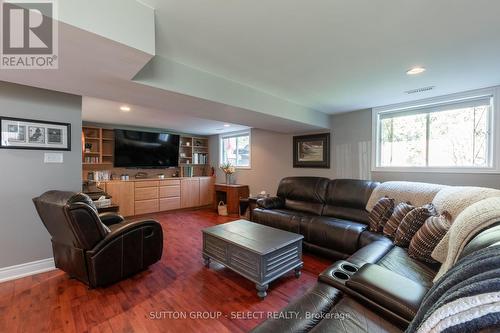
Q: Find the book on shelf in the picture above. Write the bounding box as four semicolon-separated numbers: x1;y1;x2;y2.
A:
84;156;100;164
193;153;208;165
183;165;194;177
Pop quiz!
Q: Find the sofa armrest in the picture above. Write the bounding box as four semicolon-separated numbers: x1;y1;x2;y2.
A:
346;263;429;321
88;219;162;255
99;212;125;226
250;282;342;333
256;196;284;209
86;219;163;287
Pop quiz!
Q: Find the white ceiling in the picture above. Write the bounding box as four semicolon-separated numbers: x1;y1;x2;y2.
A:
82;97;249;135
143;0;500;114
0;22;324;135
3;0;500;134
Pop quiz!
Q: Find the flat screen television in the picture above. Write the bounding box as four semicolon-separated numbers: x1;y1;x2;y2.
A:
114;129;180;168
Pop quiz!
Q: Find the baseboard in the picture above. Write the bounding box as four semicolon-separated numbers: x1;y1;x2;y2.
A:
0;258;56;283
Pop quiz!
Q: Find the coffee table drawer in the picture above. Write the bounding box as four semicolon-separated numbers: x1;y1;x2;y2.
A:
204;235;227;263
229;246;260;279
264;242;301;280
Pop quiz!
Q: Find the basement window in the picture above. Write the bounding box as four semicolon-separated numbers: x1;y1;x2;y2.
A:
372;88;499;173
220;130;251;168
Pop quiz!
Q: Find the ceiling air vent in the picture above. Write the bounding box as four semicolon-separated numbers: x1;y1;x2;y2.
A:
405;86;435;94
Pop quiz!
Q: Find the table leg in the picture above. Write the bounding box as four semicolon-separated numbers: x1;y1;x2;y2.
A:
256;284;269;299
294;265;303;278
202;254;210;268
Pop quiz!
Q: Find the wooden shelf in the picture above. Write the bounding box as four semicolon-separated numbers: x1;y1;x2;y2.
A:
82;127;209;177
179;135;209;177
83;163;113;166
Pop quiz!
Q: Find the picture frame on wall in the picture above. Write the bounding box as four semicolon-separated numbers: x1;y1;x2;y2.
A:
0;117;71;151
293;133;330;168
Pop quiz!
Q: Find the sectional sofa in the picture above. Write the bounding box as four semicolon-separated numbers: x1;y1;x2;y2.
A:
251;177;500;332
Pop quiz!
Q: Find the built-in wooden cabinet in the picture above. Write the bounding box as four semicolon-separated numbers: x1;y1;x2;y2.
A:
200;177;215;206
104;181;135;217
181;178;201;208
134;181;159;215
102;177;213;217
159;179;181;211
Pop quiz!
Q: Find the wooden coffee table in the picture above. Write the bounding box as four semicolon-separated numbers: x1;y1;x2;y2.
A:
202;220;304;299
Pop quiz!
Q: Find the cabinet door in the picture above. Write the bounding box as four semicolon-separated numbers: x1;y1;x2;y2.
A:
199;177;215;206
105;182;135;217
181;178;200;208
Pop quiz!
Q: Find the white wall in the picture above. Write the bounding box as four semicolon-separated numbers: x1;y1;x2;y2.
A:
0;82;82;268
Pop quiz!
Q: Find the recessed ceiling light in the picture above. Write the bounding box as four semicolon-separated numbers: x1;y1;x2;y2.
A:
223;124;231;127
406;67;426;75
120;105;131;112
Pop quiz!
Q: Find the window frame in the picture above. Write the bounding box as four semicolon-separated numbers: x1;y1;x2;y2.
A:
219;130;252;169
372;87;500;174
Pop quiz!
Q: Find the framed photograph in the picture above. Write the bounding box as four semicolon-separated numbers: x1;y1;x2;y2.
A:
0;117;71;151
293;133;330;168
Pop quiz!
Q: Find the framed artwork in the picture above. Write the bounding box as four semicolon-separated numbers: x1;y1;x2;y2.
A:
0;117;71;151
293;133;330;168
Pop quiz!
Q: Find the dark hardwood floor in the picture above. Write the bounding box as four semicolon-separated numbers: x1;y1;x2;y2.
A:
0;209;331;333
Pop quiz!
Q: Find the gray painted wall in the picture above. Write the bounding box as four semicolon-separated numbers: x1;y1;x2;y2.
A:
0;82;82;269
209;107;500;195
209;128;336;195
337;109;500;188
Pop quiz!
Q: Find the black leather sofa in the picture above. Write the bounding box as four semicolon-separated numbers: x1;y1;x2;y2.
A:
251;224;500;333
251;177;500;332
33;191;163;288
252;177;381;260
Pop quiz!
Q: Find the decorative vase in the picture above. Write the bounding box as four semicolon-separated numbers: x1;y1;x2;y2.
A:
225;173;232;185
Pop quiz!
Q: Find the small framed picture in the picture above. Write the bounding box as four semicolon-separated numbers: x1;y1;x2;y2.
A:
0;117;71;151
293;133;330;168
6;124;26;143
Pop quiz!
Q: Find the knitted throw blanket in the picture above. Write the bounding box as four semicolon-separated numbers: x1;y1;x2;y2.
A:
366;181;446;212
407;245;500;333
432;197;500;281
432;186;500;221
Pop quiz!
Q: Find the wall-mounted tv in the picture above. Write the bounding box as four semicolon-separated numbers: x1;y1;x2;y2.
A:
114;129;180;168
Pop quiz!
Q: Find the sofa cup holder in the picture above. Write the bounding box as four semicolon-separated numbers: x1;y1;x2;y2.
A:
333;271;350;280
328;261;360;284
341;263;358;273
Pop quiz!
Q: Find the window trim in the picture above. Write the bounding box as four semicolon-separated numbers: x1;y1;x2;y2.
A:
371;87;500;174
219;129;252;169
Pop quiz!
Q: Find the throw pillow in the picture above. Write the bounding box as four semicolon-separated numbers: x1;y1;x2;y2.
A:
383;202;415;238
368;197;395;232
394;204;437;247
408;211;452;263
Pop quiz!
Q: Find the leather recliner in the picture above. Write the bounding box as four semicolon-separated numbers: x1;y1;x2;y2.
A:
33;190;163;288
252;177;380;259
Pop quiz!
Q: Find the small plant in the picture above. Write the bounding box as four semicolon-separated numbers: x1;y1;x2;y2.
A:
220;162;236;175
